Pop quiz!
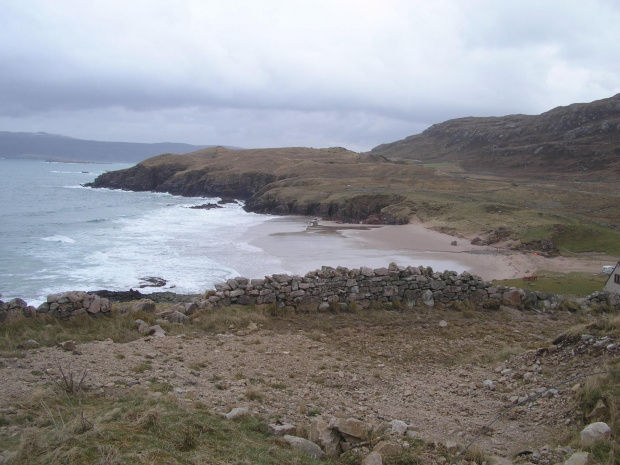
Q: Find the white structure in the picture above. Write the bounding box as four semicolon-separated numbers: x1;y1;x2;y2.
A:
605;261;620;293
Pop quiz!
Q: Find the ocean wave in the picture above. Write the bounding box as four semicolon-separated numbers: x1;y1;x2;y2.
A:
50;170;91;174
41;235;75;244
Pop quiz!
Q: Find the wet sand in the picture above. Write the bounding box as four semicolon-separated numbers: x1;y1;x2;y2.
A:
247;216;613;281
248;216;518;280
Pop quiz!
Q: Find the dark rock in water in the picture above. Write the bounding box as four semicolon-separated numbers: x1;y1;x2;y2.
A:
89;289;198;304
189;203;223;210
138;276;167;288
89;289;144;302
148;292;199;304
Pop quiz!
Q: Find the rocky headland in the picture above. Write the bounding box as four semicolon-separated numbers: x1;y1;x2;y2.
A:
86;95;620;255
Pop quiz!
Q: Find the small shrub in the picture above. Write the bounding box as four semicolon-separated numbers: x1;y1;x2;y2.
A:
462;445;488;465
245;388;264;402
558;300;580;312
482;299;501;310
131;362;152;374
385;452;424;465
347;301;360;313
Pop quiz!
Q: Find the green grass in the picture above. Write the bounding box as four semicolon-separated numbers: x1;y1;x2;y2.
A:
0;311;152;353
0;389;333;465
575;366;620;465
554;224;620;254
493;271;607;297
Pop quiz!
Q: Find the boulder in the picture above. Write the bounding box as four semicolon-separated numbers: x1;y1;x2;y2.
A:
373;441;402;457
60;340;76;351
502;289;524;307
148;325;166;338
309;417;341;456
331;417;369;441
224;407;249;420
87;294;102;314
282;435;324;460
137;322;151;335
362;452;383;465
581;422;611;446
132;299;156;313
269;423;296;436
389;419;408;435
167;311;188;324
421;289;434;307
297;297;321;312
564;451;590;465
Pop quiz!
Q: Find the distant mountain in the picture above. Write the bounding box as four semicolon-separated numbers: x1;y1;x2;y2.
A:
0;131;223;163
370;94;620;179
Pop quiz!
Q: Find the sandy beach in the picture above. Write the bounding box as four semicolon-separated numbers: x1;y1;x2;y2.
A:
247;216;610;281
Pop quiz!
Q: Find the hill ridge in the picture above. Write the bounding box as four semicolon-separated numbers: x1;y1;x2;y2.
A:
370;93;620;179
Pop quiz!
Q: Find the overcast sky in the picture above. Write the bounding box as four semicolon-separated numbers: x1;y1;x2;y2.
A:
1;1;619;151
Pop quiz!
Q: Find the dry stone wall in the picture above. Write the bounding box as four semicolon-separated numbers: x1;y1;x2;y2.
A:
205;263;565;311
0;291;110;322
3;263;618;322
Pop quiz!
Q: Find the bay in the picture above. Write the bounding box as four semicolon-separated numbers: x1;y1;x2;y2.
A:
0;158;283;306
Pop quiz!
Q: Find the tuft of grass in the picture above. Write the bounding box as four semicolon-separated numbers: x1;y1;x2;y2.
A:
577;369;620;437
131;362;152;374
0;389;337;464
244;388;264;402
0;310;152;353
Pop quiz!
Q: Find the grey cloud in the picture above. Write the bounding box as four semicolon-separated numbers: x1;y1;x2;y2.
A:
1;0;619;150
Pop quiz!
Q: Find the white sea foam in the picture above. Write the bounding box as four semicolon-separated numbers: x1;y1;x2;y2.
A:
41;235;75;244
1;159;288;304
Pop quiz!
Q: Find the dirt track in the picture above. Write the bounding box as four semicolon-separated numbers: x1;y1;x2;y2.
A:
1;305;615;462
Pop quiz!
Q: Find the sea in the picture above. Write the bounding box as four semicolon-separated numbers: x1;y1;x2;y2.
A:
0;158;285;306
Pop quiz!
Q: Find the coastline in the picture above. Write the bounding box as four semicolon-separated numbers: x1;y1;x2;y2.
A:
246;216;508;280
246;216;609;281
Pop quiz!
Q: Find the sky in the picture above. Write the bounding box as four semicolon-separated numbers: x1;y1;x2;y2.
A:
1;1;619;152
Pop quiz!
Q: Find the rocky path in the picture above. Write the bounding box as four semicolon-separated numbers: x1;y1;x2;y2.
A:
0;306;616;462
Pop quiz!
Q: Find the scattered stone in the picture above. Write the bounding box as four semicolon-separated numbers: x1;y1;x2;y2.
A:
60;340;76;351
167;311;188;324
148;325;166;338
137;322;151;335
580;422;611;446
282;435;325;459
362;451;383;465
26;339;40;347
269;423;296;436
564;451;590;465
445;440;458;455
389;419;408;435
587;399;608;421
224;408;249;420
373;441;402;457
330;417;369;441
310;417;341;456
132;299;156;313
438;320;448;328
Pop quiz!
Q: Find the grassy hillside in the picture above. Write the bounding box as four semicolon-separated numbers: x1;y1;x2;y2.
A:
88;95;620;255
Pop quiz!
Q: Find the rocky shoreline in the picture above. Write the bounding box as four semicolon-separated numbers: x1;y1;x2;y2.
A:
2;264;619;323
